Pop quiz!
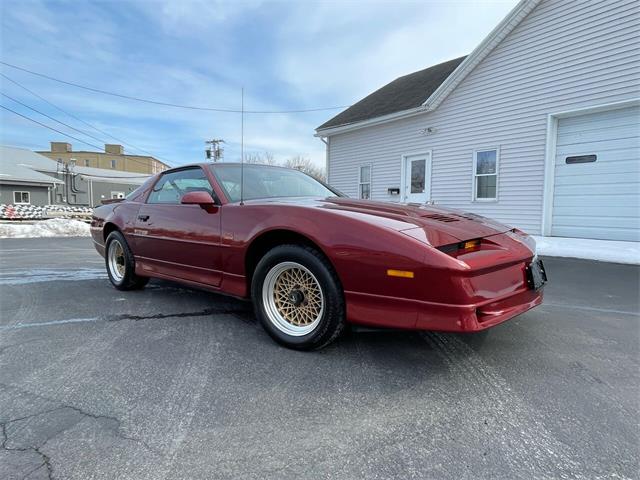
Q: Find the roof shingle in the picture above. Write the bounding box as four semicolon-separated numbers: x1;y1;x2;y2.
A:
317;56;466;131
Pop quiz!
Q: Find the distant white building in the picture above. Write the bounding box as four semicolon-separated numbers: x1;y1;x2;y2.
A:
316;0;640;241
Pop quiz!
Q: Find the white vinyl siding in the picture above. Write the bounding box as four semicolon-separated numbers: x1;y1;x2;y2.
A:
551;105;639;241
326;0;640;234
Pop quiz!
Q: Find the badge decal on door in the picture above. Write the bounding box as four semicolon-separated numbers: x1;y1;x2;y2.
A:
134;229;148;236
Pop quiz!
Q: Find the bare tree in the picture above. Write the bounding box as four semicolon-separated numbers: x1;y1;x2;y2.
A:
243;151;278;165
283;155;326;181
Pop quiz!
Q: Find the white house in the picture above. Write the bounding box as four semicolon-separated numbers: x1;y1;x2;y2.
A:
316;0;640;242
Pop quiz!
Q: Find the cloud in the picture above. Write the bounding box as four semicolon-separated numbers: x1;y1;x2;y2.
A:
131;0;265;34
275;1;517;103
1;0;518;169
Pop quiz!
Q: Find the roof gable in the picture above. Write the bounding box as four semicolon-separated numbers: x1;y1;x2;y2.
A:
423;0;541;112
316;0;541;135
317;56;466;130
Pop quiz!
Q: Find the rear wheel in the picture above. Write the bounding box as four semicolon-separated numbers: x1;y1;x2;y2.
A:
252;244;345;350
105;230;149;291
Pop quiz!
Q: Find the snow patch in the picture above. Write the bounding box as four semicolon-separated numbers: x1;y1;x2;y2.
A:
0;218;91;238
533;236;640;265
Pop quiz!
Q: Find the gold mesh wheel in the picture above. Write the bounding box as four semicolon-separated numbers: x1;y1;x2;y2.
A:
262;261;325;336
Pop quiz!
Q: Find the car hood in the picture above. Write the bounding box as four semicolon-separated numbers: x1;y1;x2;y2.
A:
254;197;513;247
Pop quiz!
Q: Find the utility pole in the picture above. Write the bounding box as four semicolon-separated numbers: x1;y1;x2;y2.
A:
205;139;225;162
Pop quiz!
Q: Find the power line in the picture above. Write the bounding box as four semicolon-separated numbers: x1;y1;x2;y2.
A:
1;72;173;165
1;103;104;150
1;93;170;171
0;61;351;114
1;92;116;146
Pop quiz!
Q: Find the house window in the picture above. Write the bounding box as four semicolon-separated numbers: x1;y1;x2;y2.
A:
359;164;371;199
84;159;90;166
473;149;498;201
13;191;30;204
110;159;117;169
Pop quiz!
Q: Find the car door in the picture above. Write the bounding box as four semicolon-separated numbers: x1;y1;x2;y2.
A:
133;167;222;287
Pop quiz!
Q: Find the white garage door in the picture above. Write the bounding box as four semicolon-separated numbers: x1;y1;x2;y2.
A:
552;105;640;241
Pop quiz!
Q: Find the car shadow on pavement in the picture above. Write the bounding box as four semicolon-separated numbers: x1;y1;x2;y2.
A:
135;279;500;383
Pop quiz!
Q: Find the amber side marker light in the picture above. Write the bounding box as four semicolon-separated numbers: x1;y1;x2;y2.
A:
463;239;481;250
437;238;482;256
387;269;414;278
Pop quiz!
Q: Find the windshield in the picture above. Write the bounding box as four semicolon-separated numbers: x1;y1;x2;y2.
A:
210;164;338;202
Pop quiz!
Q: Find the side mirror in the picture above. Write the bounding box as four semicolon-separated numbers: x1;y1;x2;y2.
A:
181;191;216;208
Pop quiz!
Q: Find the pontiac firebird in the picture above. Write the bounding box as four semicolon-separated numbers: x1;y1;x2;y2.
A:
91;163;547;350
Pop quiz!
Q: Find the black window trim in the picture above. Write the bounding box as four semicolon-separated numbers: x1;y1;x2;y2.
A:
146;166;219;205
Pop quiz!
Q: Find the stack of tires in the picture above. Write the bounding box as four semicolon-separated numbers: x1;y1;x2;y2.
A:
0;204;93;220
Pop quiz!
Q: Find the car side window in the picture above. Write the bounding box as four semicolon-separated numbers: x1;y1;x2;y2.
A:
147;168;214;204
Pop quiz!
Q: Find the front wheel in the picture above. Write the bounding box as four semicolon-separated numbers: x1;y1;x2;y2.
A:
252;244;345;350
105;231;149;291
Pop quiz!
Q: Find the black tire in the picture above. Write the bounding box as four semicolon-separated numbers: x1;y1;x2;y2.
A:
105;230;149;291
251;244;346;350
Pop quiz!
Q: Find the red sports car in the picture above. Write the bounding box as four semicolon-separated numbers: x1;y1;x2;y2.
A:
91;163;546;350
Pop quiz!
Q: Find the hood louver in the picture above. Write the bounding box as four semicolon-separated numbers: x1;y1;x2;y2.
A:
421;213;459;223
421;212;482;223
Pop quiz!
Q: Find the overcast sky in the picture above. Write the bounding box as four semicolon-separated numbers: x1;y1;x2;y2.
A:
0;0;518;168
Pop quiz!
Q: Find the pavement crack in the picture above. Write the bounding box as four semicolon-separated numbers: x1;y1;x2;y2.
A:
30;446;53;480
1;422;53;480
20;461;48;480
56;403;161;456
105;307;251;322
1;400;162;477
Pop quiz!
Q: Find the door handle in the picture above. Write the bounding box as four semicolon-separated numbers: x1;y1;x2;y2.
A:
137;215;150;222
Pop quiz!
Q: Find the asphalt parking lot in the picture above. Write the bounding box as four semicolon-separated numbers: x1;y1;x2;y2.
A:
0;237;638;480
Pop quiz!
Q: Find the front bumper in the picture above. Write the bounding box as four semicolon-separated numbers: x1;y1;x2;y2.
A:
420;286;542;331
345;286;543;332
345;252;545;332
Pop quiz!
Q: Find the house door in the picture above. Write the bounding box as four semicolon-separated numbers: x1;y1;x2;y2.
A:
403;153;431;203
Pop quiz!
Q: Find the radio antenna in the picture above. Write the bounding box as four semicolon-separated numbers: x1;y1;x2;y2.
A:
240;86;245;205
